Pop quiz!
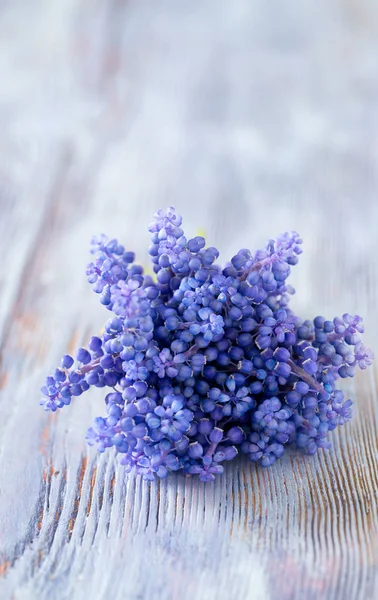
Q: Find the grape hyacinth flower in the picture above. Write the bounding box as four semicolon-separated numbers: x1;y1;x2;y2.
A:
40;207;374;481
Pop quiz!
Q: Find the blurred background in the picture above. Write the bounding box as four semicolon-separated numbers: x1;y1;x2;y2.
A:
1;2;378;598
1;0;378;327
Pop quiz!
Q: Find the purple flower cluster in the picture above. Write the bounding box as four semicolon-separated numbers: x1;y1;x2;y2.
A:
40;207;373;482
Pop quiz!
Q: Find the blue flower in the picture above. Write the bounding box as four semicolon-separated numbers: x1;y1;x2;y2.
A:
153;395;194;442
244;432;284;467
40;206;373;482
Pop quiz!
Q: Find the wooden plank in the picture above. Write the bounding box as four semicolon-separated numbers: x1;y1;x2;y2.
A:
0;0;378;599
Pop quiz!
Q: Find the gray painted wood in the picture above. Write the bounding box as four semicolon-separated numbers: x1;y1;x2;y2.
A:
0;1;378;598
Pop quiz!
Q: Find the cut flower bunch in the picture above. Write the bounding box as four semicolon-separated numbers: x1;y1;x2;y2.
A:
40;207;373;481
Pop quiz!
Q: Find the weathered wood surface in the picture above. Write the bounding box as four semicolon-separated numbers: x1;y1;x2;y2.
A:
1;1;378;598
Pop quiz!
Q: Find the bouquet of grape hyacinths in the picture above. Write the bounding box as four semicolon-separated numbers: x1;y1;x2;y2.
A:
40;207;374;482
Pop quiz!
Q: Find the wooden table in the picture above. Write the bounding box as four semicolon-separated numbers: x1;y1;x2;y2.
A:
1;1;378;598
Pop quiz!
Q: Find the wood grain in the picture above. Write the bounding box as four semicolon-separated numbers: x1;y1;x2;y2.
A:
0;1;378;598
